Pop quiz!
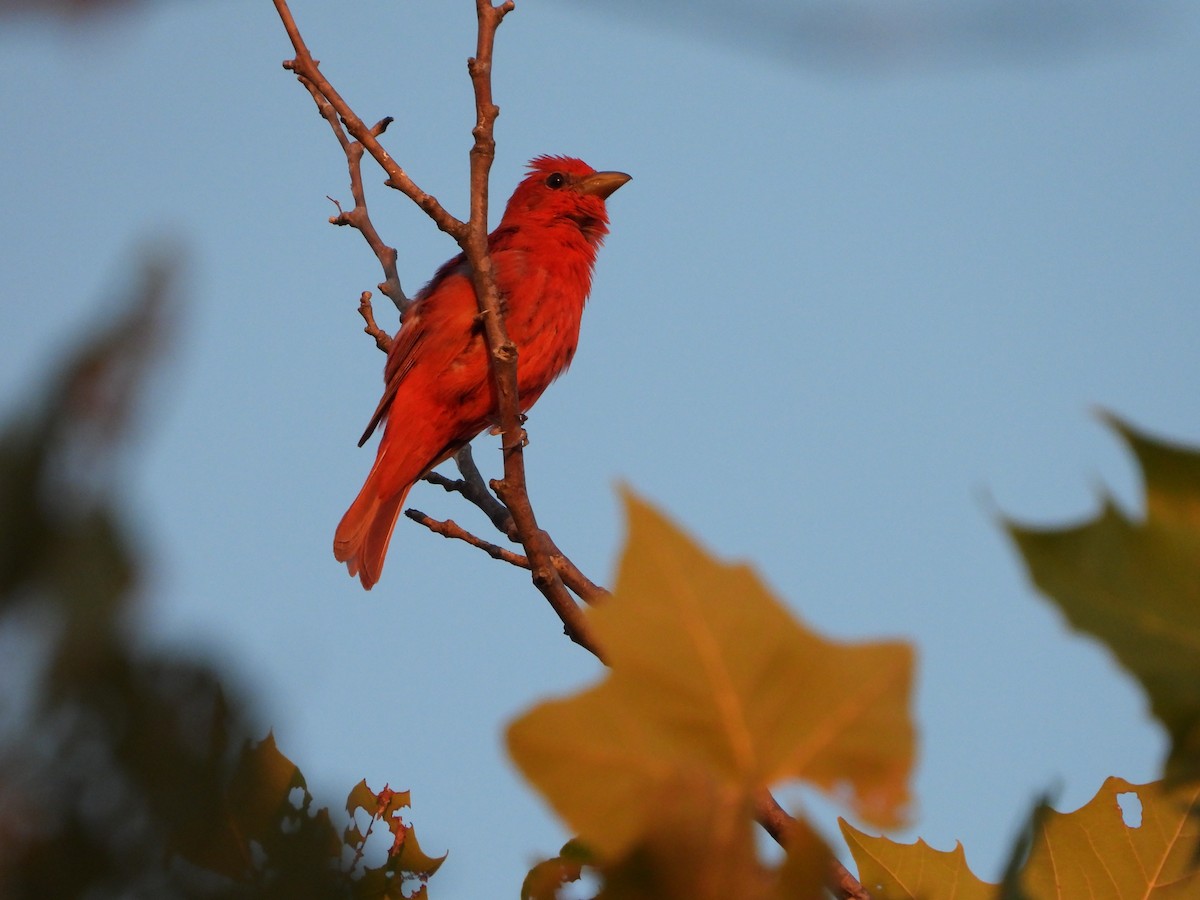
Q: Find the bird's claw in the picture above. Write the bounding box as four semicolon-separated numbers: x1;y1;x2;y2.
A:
488;425;530;447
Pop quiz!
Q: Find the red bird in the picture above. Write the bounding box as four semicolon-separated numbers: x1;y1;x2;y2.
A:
334;156;630;589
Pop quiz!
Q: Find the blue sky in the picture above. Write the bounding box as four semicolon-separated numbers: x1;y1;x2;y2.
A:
3;1;1198;895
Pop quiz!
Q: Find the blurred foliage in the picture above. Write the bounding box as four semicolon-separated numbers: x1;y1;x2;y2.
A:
0;0;139;21
1008;415;1200;783
843;778;1200;898
1;0;1162;76
564;0;1161;72
521;840;590;900
826;418;1200;898
506;429;1200;897
0;260;439;898
508;490;914;896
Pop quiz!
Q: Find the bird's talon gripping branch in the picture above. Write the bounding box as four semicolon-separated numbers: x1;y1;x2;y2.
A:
486;416;525;439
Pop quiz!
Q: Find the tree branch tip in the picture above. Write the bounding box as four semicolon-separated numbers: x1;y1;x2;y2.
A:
371;116;394;136
423;471;463;492
356;293;392;352
326;196;350;223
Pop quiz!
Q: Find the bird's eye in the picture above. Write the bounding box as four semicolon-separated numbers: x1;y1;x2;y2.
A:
545;172;566;189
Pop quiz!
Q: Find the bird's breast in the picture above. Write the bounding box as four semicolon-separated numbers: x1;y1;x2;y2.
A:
496;254;590;403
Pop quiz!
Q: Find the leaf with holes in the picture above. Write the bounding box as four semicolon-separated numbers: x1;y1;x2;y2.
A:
1018;777;1200;898
348;781;445;897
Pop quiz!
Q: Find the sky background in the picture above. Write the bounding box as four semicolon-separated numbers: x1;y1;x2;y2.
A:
3;0;1198;895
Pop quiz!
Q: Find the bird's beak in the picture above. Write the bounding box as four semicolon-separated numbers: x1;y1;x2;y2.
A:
576;170;631;199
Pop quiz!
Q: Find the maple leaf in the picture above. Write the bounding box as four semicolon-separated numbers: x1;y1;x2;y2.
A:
1007;415;1200;780
178;730;326;878
839;820;995;900
507;490;915;861
1018;777;1200;898
344;779;445;899
841;778;1200;899
521;840;589;900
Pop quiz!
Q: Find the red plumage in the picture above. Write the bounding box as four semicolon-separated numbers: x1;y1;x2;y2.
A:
334;156;630;589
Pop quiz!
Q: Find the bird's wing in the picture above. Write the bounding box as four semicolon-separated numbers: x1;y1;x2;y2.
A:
356;312;427;446
356;255;473;447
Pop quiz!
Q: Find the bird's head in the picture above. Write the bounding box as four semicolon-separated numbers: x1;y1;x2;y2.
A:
499;155;631;246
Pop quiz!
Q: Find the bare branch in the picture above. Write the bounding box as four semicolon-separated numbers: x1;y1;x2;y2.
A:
275;0;466;241
423;446;516;538
452;0;603;659
405;509;529;568
292;57;408;314
357;292;392;353
755;790;872;900
549;551;609;606
423;449;610;605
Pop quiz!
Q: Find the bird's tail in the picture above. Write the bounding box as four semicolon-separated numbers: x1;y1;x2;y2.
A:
333;457;412;591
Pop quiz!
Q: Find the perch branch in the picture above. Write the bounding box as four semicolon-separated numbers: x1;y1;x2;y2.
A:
452;0;603;659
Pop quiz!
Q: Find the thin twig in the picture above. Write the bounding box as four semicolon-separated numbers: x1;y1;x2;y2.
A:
276;0;465;240
328;120;408;313
755;790;871;900
423;447;516;539
292;59;408;315
417;461;610;602
357;292;392;352
405;509;529;567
